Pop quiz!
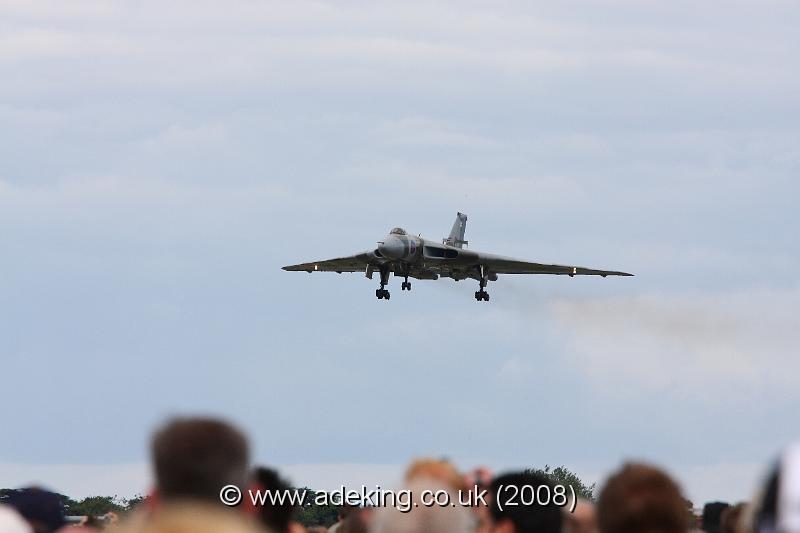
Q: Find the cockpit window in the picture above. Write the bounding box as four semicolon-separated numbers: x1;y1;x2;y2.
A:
390;227;407;235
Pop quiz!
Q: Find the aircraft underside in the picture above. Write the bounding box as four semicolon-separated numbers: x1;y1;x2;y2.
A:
371;261;492;301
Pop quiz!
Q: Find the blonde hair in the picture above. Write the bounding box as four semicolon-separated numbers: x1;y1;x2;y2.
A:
404;458;465;492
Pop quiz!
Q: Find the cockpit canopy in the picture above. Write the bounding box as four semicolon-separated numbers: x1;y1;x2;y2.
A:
389;227;407;235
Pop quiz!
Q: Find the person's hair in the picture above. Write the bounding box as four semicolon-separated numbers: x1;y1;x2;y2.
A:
490;471;562;533
151;417;249;503
597;463;687;533
405;458;465;492
252;466;296;532
703;502;731;533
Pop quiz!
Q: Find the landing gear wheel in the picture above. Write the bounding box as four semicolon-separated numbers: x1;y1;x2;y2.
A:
475;265;490;301
401;281;412;291
376;267;391;300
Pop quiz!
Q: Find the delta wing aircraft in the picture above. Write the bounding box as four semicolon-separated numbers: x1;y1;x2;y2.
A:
283;213;633;301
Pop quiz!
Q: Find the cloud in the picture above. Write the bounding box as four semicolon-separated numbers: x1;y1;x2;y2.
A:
548;287;800;395
138;123;229;152
375;117;498;149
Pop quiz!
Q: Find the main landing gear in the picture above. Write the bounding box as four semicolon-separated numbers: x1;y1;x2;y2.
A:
474;265;490;302
376;267;391;300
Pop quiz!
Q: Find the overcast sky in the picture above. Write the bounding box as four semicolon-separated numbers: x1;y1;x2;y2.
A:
1;0;799;505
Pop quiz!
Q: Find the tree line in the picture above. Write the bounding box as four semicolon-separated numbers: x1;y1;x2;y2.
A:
0;465;595;526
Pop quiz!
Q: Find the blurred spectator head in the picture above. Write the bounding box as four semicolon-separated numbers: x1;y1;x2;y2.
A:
252;466;296;532
564;500;597;533
151;417;249;504
339;508;368;533
338;504;361;523
0;506;33;533
405;459;466;492
369;479;473;533
597;463;687;533
5;488;66;533
754;443;800;533
720;503;748;533
703;503;731;533
464;467;494;533
489;471;562;533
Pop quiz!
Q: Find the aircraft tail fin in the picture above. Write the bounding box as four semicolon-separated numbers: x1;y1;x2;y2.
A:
443;212;468;248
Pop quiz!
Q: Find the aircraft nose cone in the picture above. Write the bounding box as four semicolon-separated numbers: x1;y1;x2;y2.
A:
378;236;404;259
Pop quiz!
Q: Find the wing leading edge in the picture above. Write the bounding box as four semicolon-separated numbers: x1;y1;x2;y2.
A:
477;253;633;277
282;251;375;273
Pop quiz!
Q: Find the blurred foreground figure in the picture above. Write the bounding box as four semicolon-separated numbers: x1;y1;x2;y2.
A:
703;503;731;533
405;458;466;492
464;467;494;533
115;504;263;533
369;479;473;533
338;509;369;533
329;505;359;533
5;488;66;533
252;466;305;533
0;505;33;533
564;500;597;533
488;472;562;533
754;443;800;533
597;463;687;533
720;503;748;533
151;417;250;504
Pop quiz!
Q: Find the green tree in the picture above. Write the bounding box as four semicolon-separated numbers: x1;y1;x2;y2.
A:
124;494;149;511
66;495;125;516
293;488;341;527
0;489;139;517
526;465;596;500
0;489;79;514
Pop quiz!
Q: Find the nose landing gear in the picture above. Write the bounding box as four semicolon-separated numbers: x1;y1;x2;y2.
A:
401;275;412;291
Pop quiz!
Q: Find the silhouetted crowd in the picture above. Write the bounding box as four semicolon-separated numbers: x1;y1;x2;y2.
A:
1;417;798;533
